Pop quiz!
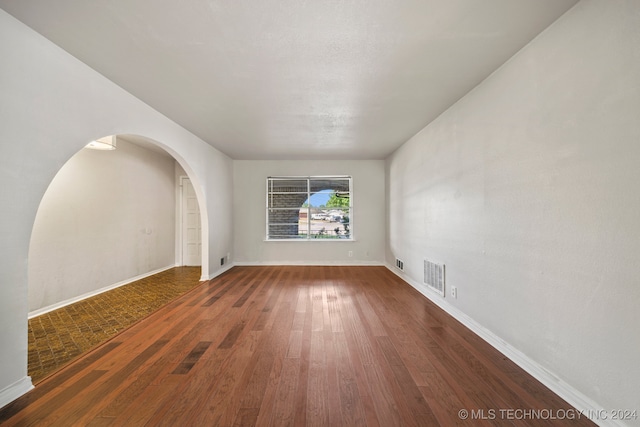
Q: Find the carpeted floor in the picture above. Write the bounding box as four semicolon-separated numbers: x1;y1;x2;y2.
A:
28;266;202;383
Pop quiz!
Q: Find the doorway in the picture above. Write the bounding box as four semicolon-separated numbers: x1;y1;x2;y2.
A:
180;176;202;266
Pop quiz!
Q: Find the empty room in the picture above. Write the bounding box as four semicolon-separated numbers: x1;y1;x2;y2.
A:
0;0;638;426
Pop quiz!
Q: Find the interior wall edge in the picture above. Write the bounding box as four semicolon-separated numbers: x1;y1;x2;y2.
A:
203;262;236;281
0;377;33;411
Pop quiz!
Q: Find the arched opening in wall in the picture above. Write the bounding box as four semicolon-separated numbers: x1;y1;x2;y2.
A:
120;135;207;271
27;134;208;383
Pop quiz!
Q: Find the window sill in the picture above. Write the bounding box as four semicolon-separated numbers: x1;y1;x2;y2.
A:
264;238;355;242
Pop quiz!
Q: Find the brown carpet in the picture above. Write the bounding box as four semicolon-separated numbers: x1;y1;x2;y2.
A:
28;266;202;383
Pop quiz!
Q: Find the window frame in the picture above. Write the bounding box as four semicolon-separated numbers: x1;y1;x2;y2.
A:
266;175;353;241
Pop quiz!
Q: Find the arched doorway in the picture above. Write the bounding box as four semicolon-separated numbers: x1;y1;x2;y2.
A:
26;134;209;381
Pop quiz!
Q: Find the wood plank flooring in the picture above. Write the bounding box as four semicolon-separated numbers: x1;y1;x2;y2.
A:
0;266;595;426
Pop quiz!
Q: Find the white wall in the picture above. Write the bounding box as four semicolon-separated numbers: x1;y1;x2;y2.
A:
386;0;640;423
0;10;233;406
28;139;177;313
234;160;385;265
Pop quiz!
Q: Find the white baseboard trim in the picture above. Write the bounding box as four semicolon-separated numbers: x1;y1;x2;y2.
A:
0;376;33;410
28;264;178;319
203;263;236;281
232;261;385;267
384;263;620;427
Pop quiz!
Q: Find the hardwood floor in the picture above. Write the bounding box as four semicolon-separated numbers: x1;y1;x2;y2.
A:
0;266;595;426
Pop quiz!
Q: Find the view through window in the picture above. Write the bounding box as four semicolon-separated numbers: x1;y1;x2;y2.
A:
266;176;352;240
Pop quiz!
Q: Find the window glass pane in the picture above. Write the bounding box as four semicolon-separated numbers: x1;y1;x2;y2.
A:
268;224;305;239
269;179;308;193
268;196;308;210
267;176;351;240
268;179;309;209
268;208;300;237
306;189;333;209
310;178;348;189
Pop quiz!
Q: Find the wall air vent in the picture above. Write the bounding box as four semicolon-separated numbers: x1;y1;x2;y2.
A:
424;260;445;296
395;258;404;271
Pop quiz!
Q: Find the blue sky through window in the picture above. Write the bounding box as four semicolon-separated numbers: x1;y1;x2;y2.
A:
306;190;332;208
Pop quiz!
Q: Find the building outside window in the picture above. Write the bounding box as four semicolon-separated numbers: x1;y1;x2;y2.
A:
266;176;352;240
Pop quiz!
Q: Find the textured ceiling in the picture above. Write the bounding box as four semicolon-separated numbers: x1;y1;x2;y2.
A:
0;0;577;160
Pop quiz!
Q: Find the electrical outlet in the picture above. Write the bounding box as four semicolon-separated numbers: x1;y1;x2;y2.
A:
348;250;353;257
451;286;457;299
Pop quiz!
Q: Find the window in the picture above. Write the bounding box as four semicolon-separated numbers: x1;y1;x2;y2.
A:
266;176;352;240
